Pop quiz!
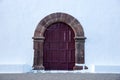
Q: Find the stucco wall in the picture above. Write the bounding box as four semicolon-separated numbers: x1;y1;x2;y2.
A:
0;0;120;72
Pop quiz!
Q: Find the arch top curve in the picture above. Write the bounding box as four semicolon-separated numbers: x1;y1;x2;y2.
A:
34;12;85;38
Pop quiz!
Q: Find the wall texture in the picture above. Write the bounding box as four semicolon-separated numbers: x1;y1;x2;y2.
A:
0;0;120;72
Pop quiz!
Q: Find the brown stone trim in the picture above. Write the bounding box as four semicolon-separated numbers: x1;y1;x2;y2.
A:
34;12;84;38
74;37;86;64
32;37;45;39
73;66;83;70
33;37;45;70
73;65;88;70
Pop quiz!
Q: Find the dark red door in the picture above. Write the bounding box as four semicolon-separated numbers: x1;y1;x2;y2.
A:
43;22;75;70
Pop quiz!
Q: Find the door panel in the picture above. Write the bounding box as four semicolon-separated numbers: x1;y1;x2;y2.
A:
43;22;75;70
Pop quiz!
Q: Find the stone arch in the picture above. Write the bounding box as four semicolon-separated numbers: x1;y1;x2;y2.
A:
33;12;87;70
34;12;84;38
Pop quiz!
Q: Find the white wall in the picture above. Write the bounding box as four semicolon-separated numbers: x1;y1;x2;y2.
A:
0;64;31;73
0;0;120;72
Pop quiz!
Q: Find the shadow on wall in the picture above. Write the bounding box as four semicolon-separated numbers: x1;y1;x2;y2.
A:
0;64;32;73
0;0;2;2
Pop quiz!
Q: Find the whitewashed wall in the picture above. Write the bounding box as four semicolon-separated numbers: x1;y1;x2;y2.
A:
0;0;120;73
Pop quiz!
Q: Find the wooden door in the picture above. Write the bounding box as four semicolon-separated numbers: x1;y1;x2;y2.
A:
43;22;75;70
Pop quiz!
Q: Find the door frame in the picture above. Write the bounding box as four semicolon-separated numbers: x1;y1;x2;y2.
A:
32;12;87;70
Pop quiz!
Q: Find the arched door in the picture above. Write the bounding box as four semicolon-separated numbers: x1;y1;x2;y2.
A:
43;22;75;70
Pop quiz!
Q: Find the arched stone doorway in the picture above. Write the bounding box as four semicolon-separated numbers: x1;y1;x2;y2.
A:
32;12;87;70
